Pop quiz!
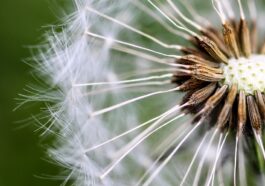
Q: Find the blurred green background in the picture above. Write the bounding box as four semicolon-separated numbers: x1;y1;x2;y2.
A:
0;1;67;185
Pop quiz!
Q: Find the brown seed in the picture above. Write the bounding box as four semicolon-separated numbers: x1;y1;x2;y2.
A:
196;36;228;64
201;28;229;57
193;64;223;74
228;112;234;131
229;19;239;32
222;22;240;58
178;55;219;68
191;65;224;82
247;96;262;134
262;93;265;102
178;78;205;91
198;85;228;118
217;84;238;130
239;19;251;57
237;91;247;137
254;91;265;120
188;83;216;105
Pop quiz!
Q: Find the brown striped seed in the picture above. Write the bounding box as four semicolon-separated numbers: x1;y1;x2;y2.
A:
247;96;262;134
237;91;247;137
223;22;240;58
188;83;216;105
178;55;219;68
197;85;228;117
178;78;205;91
239;19;251;57
196;36;228;64
217;84;238;130
191;65;224;82
254;91;265;120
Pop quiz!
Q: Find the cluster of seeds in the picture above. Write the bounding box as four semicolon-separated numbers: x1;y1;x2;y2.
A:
38;0;265;185
172;15;265;139
82;1;265;185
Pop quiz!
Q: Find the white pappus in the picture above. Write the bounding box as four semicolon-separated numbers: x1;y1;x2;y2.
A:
26;0;265;186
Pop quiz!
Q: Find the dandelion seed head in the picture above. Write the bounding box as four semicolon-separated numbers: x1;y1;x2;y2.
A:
28;0;265;185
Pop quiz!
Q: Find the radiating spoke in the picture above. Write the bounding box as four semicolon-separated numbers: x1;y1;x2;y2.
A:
83;80;171;96
239;140;247;186
193;128;219;186
142;119;203;186
206;131;229;186
132;0;189;39
73;73;173;87
85;108;180;152
180;131;209;186
234;136;239;186
137;122;191;186
166;0;201;30
86;6;182;50
100;109;185;179
254;132;265;160
90;86;185;117
147;0;198;37
85;31;182;59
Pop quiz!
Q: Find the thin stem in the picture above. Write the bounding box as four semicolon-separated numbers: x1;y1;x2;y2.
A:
210;133;223;186
212;0;227;24
120;68;178;79
73;73;173;87
206;131;229;186
147;0;198;37
131;0;189;39
100;112;186;179
180;131;209;186
114;104;187;158
85;6;182;50
237;0;245;20
85;31;182;59
166;0;202;30
85;108;178;152
142;119;202;186
192;128;218;186
83;80;171;96
221;0;235;20
179;0;211;26
254;132;265;160
239;140;247;186
112;44;188;68
234;136;239;186
137;122;190;186
90;86;183;117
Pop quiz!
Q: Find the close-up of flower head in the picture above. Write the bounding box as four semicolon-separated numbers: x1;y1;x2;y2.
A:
25;0;265;185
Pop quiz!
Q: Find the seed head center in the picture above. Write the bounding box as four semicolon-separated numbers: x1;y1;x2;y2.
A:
223;55;265;94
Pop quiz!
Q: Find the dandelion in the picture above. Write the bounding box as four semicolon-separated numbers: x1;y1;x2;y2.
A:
29;0;265;185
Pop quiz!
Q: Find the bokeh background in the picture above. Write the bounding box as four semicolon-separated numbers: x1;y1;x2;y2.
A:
0;1;68;185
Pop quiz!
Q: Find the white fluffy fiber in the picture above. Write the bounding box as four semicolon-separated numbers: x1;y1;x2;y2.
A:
35;1;184;185
31;0;252;185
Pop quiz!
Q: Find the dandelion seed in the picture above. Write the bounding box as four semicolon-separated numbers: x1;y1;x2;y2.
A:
30;0;265;185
